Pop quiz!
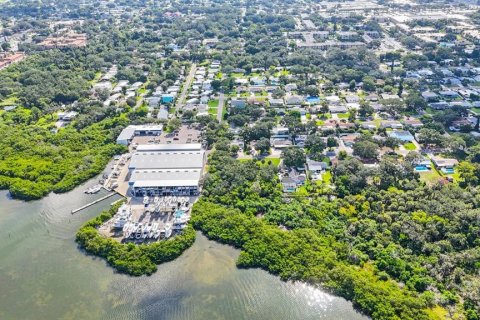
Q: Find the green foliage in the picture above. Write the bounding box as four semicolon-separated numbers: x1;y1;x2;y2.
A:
0;114;128;199
193;147;480;319
76;201;196;276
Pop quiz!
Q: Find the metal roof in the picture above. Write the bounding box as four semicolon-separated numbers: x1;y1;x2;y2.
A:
129;151;205;170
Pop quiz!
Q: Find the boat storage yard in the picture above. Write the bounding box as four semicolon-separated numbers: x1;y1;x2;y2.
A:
98;124;205;243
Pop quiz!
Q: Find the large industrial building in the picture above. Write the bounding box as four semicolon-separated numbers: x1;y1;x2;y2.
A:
128;143;205;197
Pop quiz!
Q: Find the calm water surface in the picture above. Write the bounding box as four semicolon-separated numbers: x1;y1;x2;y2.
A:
0;178;368;320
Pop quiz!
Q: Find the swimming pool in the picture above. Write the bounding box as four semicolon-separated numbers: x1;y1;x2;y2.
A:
306;96;320;104
441;168;455;174
415;166;430;172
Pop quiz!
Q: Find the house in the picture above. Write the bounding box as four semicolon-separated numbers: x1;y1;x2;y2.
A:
146;97;160;108
269;98;284;106
306;159;329;180
231;99;246;108
285;83;298;92
325;95;341;105
381;93;401;100
381;121;403;129
430;102;449;110
272;127;290;139
340;134;359;147
329;105;348;113
361;122;377;130
421;91;439;102
387;130;415;142
57;111;78;121
431;157;458;173
402;118;423;128
294;135;308;147
285;95;304;105
439;90;460;99
345;95;360;104
272;138;293;149
157;108;169;120
281;176;297;193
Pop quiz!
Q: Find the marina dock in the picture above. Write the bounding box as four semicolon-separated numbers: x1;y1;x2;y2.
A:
71;192;120;214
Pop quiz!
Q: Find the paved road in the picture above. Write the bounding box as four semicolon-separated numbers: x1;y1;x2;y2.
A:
217;93;225;122
176;63;197;110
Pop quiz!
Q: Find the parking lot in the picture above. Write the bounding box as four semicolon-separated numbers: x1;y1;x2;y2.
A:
131;125;202;147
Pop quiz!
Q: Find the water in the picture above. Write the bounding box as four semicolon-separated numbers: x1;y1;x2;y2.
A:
415;166;430;172
306;96;321;104
0;178;368;320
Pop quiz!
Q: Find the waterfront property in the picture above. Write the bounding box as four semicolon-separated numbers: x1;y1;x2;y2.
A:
128;143;205;197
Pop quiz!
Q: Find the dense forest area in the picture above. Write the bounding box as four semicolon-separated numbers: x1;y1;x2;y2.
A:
192;146;480;320
0;114;127;199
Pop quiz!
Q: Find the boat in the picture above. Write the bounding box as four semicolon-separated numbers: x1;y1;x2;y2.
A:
113;204;131;229
142;229;149;239
85;184;102;194
153;229;161;239
165;224;172;239
135;224;143;239
143;196;149;206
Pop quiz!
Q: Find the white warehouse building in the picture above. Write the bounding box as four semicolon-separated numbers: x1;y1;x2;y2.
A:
128;144;205;197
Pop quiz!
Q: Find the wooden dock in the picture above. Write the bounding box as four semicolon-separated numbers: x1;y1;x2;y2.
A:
71;192;119;214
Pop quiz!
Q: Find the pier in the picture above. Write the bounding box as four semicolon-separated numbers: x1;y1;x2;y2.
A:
71;192;120;214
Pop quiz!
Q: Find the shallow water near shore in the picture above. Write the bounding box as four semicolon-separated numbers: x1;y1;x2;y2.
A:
0;178;368;320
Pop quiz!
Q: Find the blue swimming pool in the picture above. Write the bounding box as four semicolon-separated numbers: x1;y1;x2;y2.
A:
441;168;455;174
415;166;430;172
306;96;320;104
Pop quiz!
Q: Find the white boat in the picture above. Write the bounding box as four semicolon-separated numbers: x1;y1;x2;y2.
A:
143;196;149;206
114;204;131;229
85;184;102;194
165;224;172;239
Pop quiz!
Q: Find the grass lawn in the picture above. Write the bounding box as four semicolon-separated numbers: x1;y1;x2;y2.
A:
263;157;281;166
255;91;268;97
419;168;442;184
230;72;245;78
0;96;18;107
208;107;218;115
318;113;332;120
239;157;281;167
208;99;219;108
316;120;325;126
404;142;416;150
471;107;480;115
337;113;349;119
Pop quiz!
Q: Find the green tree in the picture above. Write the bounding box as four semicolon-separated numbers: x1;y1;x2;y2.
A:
282;147;306;168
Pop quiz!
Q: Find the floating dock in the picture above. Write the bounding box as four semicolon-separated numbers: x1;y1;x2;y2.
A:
71;192;119;214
